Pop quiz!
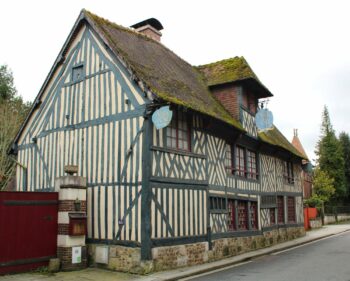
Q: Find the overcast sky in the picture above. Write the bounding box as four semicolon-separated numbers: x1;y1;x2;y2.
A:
1;0;350;163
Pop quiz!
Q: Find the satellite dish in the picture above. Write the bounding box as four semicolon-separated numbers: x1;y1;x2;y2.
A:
152;106;173;129
255;108;273;131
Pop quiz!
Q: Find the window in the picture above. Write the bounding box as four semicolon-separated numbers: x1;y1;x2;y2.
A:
261;195;277;208
226;145;258;180
270;208;276;225
237;201;248;230
241;89;257;114
250;202;258;230
287;197;296;223
283;161;294;184
235;146;245;177
213;198;258;231
247;150;258;179
277;196;284;224
227;200;235;230
72;65;84;82
225;144;234;175
209;197;226;211
166;110;190;151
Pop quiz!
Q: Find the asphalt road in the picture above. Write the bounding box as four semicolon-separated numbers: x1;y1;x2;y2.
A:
185;231;350;281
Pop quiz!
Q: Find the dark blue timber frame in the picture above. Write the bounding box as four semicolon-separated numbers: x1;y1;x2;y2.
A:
141;108;153;260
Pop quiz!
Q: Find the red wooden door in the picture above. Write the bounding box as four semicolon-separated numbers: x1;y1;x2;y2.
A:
0;192;58;274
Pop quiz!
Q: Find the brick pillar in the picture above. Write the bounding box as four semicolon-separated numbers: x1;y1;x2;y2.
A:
55;166;87;271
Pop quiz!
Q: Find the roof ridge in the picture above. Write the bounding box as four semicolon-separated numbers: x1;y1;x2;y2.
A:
83;10;200;74
196;56;244;68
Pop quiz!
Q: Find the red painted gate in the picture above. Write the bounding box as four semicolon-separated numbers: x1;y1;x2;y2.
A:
0;191;58;275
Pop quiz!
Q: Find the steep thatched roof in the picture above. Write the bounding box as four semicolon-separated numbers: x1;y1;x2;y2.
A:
84;10;243;130
10;10;304;160
258;126;306;159
196;57;273;98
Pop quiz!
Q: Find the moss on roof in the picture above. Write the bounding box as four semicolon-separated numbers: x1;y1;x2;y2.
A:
258;126;306;159
196;57;273;98
196;57;257;86
83;10;243;130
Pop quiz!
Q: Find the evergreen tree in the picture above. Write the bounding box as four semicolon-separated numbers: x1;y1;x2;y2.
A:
0;65;31;190
339;132;350;200
0;65;16;101
315;106;346;202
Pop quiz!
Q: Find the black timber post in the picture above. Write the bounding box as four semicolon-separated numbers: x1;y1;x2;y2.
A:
141;111;153;260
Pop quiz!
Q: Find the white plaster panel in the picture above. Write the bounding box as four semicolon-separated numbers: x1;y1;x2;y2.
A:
57;235;85;247
59;188;86;201
58;212;69;224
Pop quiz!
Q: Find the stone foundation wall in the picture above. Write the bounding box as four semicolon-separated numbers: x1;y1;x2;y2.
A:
152;242;208;271
210;227;305;261
87;226;305;273
88;244;151;274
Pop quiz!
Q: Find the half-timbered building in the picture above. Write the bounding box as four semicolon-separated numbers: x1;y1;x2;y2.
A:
9;10;306;271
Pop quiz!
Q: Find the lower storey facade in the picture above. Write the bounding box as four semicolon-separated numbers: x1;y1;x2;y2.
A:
87;225;305;273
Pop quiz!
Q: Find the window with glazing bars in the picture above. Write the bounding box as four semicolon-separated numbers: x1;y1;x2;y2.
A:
235;146;245;177
209;197;226;211
166;110;190;151
270;208;276;225
277;196;284;224
227;199;235;230
237;201;248;230
287;197;296;223
283;161;294;184
249;202;258;229
225;144;234;175
247;150;258;179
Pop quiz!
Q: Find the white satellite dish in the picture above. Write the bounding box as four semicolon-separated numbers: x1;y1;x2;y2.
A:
152;106;173;129
255;108;273;131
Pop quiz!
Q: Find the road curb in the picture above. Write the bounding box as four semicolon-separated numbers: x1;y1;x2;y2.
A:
155;228;350;281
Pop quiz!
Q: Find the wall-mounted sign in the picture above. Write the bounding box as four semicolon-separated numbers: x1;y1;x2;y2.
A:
255;108;273;131
152;106;173;129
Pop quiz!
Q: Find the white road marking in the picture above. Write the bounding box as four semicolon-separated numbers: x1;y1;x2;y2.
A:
179;261;252;280
271;230;350;256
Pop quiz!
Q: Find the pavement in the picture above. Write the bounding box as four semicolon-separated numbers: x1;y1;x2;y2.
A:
1;223;350;281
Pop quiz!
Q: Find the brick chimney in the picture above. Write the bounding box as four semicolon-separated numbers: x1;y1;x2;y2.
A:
131;18;163;42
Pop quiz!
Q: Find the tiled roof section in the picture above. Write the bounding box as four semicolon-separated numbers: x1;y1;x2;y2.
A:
292;133;309;160
196;57;273;98
258;126;307;159
83;10;243;130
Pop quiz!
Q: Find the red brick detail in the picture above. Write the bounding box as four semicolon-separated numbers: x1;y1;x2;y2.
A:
57;246;87;270
58;223;69;235
58;200;86;212
211;84;240;120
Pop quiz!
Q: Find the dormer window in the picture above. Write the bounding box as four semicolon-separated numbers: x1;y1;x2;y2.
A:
241;88;257;114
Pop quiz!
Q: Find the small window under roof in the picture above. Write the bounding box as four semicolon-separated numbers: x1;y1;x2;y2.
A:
72;65;84;82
